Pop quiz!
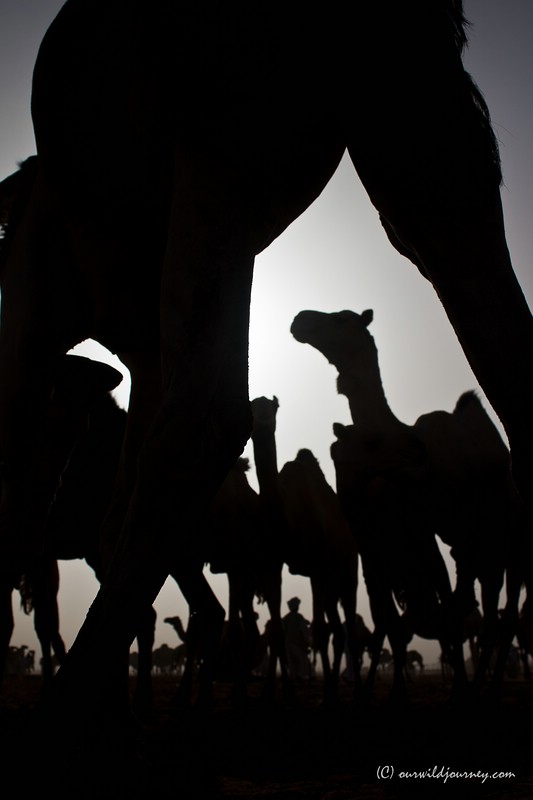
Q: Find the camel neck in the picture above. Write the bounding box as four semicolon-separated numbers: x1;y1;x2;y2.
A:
337;361;402;432
251;425;279;493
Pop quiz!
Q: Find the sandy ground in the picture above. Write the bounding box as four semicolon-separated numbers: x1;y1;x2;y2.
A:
1;670;532;799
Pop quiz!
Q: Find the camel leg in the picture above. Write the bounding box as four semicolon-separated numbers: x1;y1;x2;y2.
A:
482;560;523;697
340;585;363;702
262;570;293;704
488;605;518;697
324;599;346;705
310;579;334;703
427;544;471;696
169;568;225;711
388;626;409;705
238;598;261;688
447;563;482;694
32;559;66;687
226;571;260;707
131;604;156;720
35;122;340;731
38;244;254;730
446;630;470;699
347;36;533;508
364;627;385;697
472;572;505;694
363;567;408;703
351;170;533;510
403;198;532;511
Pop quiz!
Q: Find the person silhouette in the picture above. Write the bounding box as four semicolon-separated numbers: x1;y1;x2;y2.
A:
282;597;313;682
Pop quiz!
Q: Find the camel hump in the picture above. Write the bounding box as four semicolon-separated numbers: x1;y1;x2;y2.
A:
279;449;333;505
414;390;510;480
279;449;354;567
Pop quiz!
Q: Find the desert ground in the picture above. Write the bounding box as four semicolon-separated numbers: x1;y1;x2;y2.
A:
1;669;532;800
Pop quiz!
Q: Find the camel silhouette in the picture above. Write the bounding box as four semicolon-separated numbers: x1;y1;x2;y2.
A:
291;307;528;697
251;395;360;705
0;356;124;694
202;456;267;706
0;557;66;690
0;1;531;730
249;396;296;704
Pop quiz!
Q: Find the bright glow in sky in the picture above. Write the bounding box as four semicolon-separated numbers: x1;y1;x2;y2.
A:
1;1;531;668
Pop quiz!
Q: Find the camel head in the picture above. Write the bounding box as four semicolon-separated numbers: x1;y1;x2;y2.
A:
250;395;279;433
290;309;374;371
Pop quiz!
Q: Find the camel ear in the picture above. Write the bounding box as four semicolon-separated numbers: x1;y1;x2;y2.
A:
273;395;279;409
333;422;346;438
361;309;373;327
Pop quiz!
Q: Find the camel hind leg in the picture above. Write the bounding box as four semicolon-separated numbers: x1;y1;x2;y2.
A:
339;578;363;702
310;583;332;696
30;558;67;687
323;598;345;706
346;13;533;508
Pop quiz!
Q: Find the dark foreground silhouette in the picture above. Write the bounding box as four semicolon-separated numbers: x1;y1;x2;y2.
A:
1;671;532;799
0;0;531;751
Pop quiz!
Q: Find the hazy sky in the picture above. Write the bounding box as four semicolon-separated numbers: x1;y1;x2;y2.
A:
1;1;531;668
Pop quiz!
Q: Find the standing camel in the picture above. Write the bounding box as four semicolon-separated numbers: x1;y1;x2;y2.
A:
291;307;528;696
0;1;530;737
251;396;361;705
203;456;267;706
0;357;124;694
